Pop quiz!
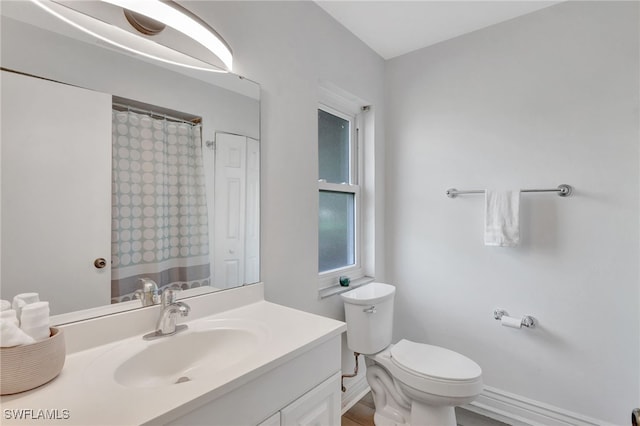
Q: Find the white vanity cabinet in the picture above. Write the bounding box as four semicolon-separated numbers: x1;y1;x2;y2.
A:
278;373;341;426
162;334;342;426
257;373;340;426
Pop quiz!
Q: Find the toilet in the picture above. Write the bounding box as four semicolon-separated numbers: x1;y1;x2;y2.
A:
341;282;483;426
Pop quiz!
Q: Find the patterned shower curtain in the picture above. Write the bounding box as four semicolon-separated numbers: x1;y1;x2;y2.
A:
111;110;211;303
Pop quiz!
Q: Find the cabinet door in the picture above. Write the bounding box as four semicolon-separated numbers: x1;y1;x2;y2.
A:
1;71;112;314
280;373;341;426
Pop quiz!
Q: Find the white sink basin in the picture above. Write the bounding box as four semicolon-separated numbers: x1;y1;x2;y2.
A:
87;318;269;388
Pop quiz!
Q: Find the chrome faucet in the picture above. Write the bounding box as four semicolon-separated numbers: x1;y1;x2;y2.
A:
135;278;160;307
143;287;190;340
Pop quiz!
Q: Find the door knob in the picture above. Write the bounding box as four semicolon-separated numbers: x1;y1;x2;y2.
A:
94;258;107;269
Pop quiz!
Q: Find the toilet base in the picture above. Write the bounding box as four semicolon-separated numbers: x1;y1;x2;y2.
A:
410;401;456;426
369;390;457;426
367;363;411;425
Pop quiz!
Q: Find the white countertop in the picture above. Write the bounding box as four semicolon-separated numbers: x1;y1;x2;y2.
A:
0;299;346;425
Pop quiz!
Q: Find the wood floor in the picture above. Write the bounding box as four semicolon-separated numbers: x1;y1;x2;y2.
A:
341;392;510;426
342;392;376;426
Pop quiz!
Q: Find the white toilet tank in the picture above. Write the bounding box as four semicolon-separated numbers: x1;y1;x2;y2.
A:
341;282;395;354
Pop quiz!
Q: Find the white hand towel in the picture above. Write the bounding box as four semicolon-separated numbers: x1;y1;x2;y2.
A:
12;293;40;319
20;301;50;341
485;190;520;247
0;318;36;347
13;293;40;306
0;300;11;311
0;309;19;327
19;301;50;326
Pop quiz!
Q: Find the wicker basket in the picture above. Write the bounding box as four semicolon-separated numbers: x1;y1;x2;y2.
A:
0;327;66;395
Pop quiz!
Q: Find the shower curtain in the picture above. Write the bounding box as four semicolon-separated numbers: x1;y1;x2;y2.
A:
111;110;211;302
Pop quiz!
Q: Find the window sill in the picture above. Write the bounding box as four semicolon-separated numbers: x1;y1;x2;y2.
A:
318;276;375;300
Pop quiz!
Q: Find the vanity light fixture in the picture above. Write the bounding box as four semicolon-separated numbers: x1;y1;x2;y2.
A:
30;0;233;73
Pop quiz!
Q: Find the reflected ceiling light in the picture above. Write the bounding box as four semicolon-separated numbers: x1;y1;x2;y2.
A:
31;0;233;73
103;0;232;70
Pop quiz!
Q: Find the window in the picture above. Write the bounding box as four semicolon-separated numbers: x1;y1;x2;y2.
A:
318;104;362;286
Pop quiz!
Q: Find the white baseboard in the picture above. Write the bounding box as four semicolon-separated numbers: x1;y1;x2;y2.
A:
340;379;614;426
341;374;371;415
466;386;616;426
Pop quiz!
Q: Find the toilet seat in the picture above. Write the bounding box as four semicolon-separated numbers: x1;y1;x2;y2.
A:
391;339;481;381
375;339;483;398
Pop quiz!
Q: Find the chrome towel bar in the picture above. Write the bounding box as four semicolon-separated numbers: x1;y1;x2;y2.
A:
446;184;572;198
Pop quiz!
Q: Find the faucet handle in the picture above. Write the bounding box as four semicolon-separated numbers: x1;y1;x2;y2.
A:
161;286;182;307
135;278;160;306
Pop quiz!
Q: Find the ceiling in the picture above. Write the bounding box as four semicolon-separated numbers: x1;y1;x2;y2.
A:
315;1;560;60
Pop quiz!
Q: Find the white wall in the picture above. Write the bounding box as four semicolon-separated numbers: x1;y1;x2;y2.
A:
385;2;639;424
183;0;386;388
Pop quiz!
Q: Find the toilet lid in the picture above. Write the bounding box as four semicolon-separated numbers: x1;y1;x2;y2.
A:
390;339;482;381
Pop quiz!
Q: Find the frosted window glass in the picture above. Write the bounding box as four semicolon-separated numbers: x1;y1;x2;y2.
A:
318;109;350;184
319;191;355;272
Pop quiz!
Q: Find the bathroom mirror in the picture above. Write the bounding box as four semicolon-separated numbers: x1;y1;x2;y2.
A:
0;1;260;321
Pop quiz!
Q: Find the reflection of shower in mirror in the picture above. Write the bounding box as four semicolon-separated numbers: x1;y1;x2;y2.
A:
110;102;211;303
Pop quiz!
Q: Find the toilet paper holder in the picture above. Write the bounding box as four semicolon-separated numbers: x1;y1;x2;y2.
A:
493;309;536;328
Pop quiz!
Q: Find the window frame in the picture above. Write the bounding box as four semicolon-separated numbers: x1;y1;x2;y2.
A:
318;103;364;290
